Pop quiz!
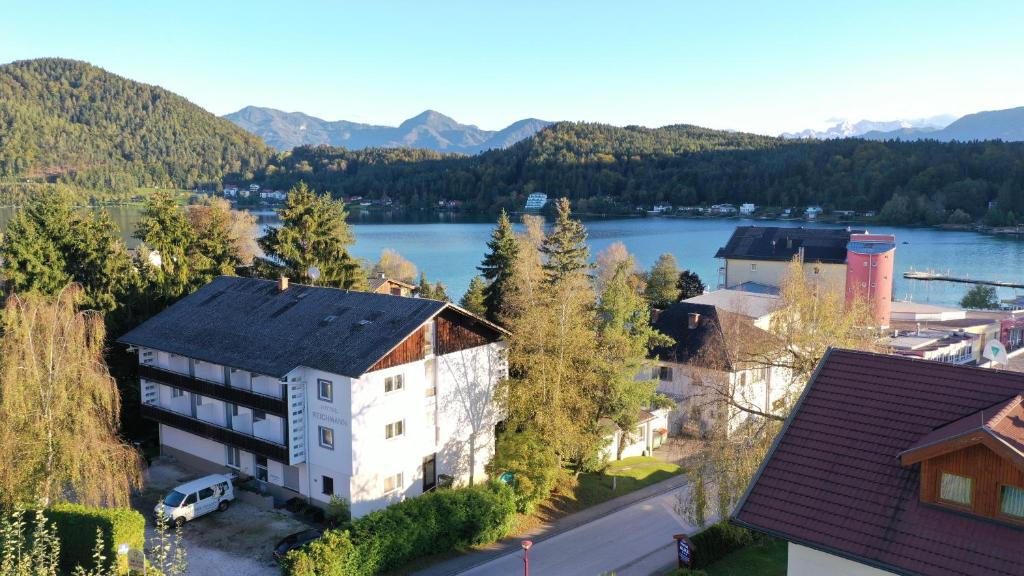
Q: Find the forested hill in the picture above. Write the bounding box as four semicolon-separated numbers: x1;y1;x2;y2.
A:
0;58;271;194
252;122;1024;224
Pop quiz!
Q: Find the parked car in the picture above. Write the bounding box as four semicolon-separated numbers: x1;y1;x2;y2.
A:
274;529;324;560
154;474;235;527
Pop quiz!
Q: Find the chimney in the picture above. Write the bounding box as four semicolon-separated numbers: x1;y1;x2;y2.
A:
688;312;700;329
278;276;289;292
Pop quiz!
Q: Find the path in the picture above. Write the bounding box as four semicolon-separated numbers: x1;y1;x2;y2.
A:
414;473;698;576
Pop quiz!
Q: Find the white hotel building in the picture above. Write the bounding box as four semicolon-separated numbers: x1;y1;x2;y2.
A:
119;276;507;518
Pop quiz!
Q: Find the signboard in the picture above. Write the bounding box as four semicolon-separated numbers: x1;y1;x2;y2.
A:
128;549;147;573
673;534;695;568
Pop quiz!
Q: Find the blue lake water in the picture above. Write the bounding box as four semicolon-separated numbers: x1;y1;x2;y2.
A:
4;207;1022;307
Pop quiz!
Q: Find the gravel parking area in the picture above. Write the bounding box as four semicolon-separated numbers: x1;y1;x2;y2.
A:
132;461;314;576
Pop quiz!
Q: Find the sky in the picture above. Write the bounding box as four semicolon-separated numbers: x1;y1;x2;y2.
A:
2;0;1022;135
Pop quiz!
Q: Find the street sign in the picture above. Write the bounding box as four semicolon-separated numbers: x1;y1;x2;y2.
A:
673;534;695;568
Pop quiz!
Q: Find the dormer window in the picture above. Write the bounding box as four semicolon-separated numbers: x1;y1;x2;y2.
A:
900;394;1024;524
939;473;973;506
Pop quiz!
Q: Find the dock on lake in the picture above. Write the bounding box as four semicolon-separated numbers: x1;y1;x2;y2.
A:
903;270;1024;289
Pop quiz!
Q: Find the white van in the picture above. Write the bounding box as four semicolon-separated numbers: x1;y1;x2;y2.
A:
155;474;235;527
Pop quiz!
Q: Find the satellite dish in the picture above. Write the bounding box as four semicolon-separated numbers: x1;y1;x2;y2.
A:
307;266;321;281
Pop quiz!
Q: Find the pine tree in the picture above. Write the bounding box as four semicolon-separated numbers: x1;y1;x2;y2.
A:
258;182;365;289
540;198;590;285
134;190;196;300
676;269;706;300
644;253;680;308
478;209;519;323
417;272;433;299
459;276;487;316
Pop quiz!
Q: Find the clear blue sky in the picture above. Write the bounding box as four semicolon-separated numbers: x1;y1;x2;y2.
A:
2;0;1021;135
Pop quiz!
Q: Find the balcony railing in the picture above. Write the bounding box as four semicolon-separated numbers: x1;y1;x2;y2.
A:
139;364;286;416
141;404;289;462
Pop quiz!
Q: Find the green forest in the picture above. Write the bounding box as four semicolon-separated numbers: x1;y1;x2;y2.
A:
0;58;270;199
1;58;1023;225
252;122;1024;225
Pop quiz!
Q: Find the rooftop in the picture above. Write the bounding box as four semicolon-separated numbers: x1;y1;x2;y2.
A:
715;226;863;264
734;349;1024;576
118;276;490;378
684;289;781;320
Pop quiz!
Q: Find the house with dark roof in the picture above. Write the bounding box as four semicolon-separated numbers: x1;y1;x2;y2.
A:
648;301;788;436
733;349;1024;576
119;276;507;518
714;226;863;293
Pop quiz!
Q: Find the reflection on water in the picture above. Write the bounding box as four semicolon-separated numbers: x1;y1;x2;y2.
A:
1;206;1022;306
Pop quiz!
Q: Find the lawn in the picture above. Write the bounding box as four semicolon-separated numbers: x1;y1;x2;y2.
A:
514;456;683;534
703;538;787;576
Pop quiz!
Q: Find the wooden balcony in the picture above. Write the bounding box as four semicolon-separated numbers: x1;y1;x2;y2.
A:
139;364;287;416
141;404;289;463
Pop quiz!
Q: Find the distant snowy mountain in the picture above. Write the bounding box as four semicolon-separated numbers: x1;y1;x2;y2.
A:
781;115;954;139
224;107;550;153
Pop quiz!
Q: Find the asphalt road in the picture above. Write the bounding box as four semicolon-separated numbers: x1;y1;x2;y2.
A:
458;484;698;576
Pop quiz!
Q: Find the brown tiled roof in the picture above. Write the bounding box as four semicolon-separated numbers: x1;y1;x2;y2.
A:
733;349;1024;576
900;395;1024;463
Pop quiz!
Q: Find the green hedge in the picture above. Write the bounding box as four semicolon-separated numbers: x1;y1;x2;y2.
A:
690;521;766;569
281;483;517;576
45;503;146;575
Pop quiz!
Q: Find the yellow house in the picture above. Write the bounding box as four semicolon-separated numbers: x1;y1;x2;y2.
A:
714;226;861;291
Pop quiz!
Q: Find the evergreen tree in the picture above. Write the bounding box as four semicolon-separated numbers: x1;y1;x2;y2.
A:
0;192;136;316
459;276;488;316
478;210;519;323
258;182;365;289
540;198;590;285
134;190;196;300
644;253;681;308
676;269;706;300
417;272;433;299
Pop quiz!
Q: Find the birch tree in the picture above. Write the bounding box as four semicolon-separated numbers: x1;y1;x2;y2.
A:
0;286;141;507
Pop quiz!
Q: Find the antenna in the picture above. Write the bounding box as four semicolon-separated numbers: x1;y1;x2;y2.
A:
307;266;321;281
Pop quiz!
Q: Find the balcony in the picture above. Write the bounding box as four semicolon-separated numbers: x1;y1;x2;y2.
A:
139;364;286;416
141;404;289;463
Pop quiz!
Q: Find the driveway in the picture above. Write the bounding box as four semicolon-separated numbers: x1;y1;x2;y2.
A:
133;461;313;576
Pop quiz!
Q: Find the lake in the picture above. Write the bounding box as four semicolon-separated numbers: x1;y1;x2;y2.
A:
2;206;1022;307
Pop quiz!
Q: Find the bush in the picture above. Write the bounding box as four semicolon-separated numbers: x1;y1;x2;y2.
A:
45;503;145;575
282;483;516;576
486;431;560;513
689;521;765;569
325;495;351;528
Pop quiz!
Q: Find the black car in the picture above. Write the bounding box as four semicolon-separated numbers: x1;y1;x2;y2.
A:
273;529;324;560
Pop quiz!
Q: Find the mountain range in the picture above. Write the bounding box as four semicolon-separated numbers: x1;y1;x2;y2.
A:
223;106;551;153
783;107;1024;142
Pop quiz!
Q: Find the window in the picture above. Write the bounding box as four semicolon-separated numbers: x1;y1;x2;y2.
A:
750;263;757;271
385;374;405;393
171;387;184;398
255;456;268;482
323;475;334;496
253;409;266;422
198;487;215;501
658;366;673;381
230;404;240;417
182;493;196;506
423;320;435;355
939;472;973;505
1001;485;1024;518
195;395;203;406
318;379;333;402
384;472;404;494
390;287;402;296
385;420;405;439
226;446;240;469
319;426;335;450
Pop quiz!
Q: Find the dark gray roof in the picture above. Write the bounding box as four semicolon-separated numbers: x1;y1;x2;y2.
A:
715;226;863;264
651;302;733;370
117;276;447;378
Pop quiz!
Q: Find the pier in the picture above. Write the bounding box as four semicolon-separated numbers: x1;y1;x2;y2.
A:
903;270;1024;289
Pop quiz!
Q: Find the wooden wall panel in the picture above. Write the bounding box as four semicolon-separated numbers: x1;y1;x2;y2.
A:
369;326;426;372
435;311;498;356
921;444;1024;522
